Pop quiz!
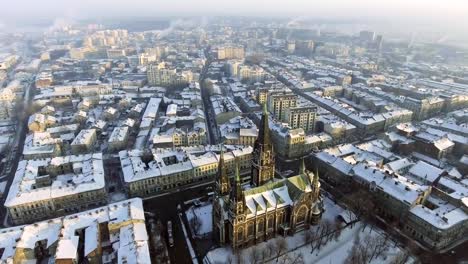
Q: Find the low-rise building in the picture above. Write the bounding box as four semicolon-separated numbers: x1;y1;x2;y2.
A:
120;146;253;197
211;95;242;125
5;153;107;225
71;129;97;154
108;126;129;151
0;198;150;263
22;132;62;159
28;114;57;132
219;116;258;146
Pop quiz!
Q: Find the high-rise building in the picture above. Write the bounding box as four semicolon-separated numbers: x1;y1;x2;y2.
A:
284;106;317;133
147;62;193;87
359;30;375;42
216;45;245;60
268;92;298;121
256;88;269;105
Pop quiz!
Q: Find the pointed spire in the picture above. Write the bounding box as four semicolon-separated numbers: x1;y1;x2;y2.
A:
232;158;244;202
217;142;230;195
253;103;271;152
299;158;306;175
235;160;241;183
313;167;320;189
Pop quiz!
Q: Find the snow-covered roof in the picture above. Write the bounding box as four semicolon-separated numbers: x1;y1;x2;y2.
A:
0;198;150;263
408;161;444;183
5;153;105;207
120;146;253;183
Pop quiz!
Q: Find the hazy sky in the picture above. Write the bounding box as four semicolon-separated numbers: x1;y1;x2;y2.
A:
2;0;468;21
1;0;468;45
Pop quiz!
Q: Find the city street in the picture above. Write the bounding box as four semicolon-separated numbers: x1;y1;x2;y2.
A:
0;81;34;227
143;181;212;263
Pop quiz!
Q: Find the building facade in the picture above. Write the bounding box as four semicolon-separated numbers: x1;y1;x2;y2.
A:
268;92;298;121
212;106;323;249
284;106;317;133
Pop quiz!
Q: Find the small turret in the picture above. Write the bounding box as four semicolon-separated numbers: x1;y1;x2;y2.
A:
230;159;245;215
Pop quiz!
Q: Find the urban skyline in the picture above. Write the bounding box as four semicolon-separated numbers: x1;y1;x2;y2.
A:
0;2;468;264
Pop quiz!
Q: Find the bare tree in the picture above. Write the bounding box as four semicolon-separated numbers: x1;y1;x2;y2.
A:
303;229;312;245
367;235;390;262
345;233;370;264
279;252;304;264
235;249;243;264
248;247;261;264
274;237;288;263
334;218;343;241
266;240;276;258
309;228;319;254
390;250;410;264
189;215;202;236
260;247;270;263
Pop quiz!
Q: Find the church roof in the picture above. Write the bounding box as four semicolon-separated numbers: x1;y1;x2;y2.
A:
242;174;313;218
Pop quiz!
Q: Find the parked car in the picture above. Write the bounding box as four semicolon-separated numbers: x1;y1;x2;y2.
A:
167;221;174;247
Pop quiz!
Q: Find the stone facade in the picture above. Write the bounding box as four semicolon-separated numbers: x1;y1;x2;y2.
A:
213;107;322;249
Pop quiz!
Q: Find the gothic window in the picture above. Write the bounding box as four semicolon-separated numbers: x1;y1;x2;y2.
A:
237;227;244;241
267;217;273;229
257;219;264;233
277;213;283;226
296;207;307;225
247;223;254;236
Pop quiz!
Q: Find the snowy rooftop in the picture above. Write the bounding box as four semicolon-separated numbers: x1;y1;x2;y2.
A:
210;95;242;116
120;146;253;183
109;126;129;143
0;198;150;263
5;153;105;207
352;163;429;205
142;97;162;120
71;129;97;145
219;116;258;140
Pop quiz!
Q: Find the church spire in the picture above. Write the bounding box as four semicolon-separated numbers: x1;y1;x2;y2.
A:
312;167;320;200
216;143;230;196
232;159;243;202
251;103;275;187
300;158;306;175
313;167;320;188
258;103;271;144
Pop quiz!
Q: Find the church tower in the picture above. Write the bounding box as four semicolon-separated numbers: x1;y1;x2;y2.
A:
312;167;320;201
215;144;231;196
251;104;275;187
229;160;246;249
230;160;245;216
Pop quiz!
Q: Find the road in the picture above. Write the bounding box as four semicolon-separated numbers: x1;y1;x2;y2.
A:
143;182;211;264
199;48;219;145
0;80;34;227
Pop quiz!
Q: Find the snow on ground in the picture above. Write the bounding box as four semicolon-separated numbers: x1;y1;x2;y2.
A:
186;203;213;238
110;192;127;202
322;196;345;221
205;223;413;264
203;197;414;264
